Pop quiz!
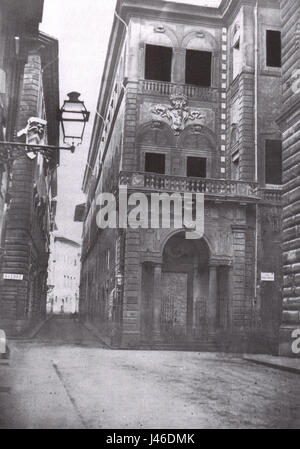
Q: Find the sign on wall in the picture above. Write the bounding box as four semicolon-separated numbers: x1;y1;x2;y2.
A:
3;273;24;281
261;272;275;282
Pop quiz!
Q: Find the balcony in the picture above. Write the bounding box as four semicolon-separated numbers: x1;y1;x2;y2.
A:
119;171;259;202
258;188;282;204
138;80;218;102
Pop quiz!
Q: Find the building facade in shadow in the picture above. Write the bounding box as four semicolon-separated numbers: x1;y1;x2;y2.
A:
0;1;59;336
78;0;283;352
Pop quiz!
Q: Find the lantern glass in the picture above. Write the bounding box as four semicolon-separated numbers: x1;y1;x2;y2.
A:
59;92;89;146
116;274;123;286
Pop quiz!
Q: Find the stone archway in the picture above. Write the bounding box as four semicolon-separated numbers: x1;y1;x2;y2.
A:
160;232;210;342
140;231;215;344
140;231;232;345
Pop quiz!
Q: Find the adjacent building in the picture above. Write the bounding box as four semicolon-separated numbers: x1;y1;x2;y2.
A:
0;0;45;282
0;0;60;336
47;234;81;315
79;0;283;351
277;0;300;356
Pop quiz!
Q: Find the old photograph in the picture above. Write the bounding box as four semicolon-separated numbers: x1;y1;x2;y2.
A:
0;0;300;433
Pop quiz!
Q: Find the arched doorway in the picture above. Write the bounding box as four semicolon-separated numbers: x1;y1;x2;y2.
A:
140;232;213;343
160;232;209;342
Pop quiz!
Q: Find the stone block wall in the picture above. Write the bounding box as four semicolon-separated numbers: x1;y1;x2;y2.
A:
0;51;49;335
278;0;300;356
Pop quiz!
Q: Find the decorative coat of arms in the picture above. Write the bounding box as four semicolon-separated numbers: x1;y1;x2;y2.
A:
151;92;204;135
17;117;47;159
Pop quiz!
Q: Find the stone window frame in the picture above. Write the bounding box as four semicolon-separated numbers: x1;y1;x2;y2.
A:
183;150;213;179
143;43;173;83
139;23;178;83
260;22;282;77
230;23;242;83
259;133;283;188
181;30;220;89
230;123;240;181
139;26;219;88
140;146;171;175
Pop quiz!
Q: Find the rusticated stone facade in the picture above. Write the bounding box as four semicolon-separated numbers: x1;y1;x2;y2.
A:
79;0;283;352
0;31;59;336
277;0;300;356
0;0;44;287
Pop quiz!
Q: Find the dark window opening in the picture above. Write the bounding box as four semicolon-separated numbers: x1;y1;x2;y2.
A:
232;38;241;80
185;50;212;87
145;153;165;174
232;158;240;181
187;157;206;178
266;30;281;68
145;44;172;82
265;140;282;184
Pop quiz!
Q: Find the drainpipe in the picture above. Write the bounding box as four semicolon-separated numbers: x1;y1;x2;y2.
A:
114;10;129;91
114;9;129;175
254;0;259;314
90;10;129;193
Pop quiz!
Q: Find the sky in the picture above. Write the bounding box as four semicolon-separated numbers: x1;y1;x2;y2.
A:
41;0;222;242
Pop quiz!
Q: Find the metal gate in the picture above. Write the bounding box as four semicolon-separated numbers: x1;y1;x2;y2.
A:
160;293;176;342
161;272;188;342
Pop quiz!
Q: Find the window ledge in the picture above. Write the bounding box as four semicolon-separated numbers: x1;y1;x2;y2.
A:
260;69;282;78
265;184;282;190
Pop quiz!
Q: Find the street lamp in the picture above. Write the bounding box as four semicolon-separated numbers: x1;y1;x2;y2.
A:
116;272;124;286
58;92;90;151
0;91;90;162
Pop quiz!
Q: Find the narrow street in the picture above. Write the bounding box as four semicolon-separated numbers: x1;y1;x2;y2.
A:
0;316;300;429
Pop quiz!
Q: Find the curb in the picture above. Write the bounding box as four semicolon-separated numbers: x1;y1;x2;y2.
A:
8;316;51;341
80;321;111;348
243;355;300;375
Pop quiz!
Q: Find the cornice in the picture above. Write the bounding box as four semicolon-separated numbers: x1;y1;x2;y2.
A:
38;32;60;148
82;13;126;192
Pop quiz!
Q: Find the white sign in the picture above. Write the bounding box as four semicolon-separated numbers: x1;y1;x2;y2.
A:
3;273;24;281
0;330;6;354
261;272;275;282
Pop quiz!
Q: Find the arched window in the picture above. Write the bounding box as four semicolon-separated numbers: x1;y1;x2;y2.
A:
178;125;216;178
137;121;175;174
141;26;176;82
182;31;218;87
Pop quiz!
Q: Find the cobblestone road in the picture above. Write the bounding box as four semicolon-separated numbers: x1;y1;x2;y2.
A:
0;317;300;429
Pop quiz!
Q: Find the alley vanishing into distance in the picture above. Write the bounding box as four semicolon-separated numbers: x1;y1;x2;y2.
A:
0;316;300;429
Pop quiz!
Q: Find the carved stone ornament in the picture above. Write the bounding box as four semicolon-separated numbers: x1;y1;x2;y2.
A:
17;116;47;159
151;92;204;135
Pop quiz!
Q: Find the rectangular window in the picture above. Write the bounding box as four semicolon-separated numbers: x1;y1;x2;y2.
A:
145;44;172;82
145;153;165;174
186;157;207;178
185;50;212;87
105;250;110;269
265;140;282;184
232;38;241;80
266;30;281;68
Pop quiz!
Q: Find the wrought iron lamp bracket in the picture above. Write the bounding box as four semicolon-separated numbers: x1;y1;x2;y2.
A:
0;141;75;163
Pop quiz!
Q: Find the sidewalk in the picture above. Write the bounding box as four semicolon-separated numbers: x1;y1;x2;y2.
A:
8;317;51;341
243;354;300;374
81;320;111;348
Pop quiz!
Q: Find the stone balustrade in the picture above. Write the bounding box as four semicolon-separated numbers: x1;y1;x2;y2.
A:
139;79;218;102
119;171;260;199
258;188;282;203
